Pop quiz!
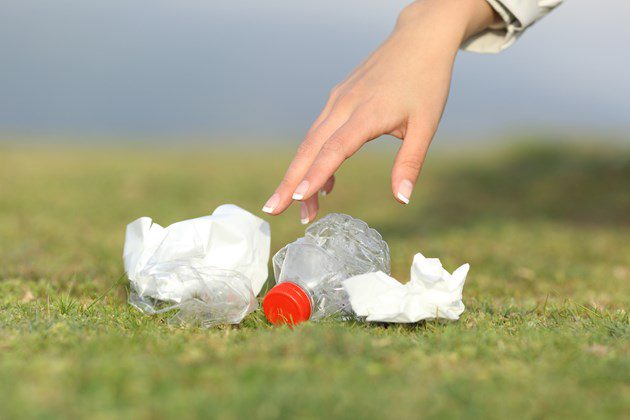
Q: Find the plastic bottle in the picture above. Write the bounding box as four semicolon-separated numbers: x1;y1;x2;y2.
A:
124;205;270;327
263;213;390;325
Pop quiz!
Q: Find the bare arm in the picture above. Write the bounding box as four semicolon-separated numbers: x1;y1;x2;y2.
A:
263;0;499;223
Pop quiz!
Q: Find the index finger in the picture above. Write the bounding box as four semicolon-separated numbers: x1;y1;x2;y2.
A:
292;109;382;201
262;113;347;215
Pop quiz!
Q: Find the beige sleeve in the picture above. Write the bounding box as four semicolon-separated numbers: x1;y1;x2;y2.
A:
462;0;563;53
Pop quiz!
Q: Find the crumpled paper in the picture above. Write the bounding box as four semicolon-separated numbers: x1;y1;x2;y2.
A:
342;253;469;323
123;204;270;326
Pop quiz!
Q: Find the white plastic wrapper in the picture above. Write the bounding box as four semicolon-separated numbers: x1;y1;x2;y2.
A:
123;204;270;327
343;253;469;323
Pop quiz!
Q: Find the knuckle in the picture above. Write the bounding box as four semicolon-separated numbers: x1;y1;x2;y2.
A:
351;109;375;127
296;141;317;158
334;92;355;110
322;136;346;157
329;84;342;99
303;124;318;140
399;157;422;172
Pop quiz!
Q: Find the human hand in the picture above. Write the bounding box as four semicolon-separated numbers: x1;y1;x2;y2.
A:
263;0;498;223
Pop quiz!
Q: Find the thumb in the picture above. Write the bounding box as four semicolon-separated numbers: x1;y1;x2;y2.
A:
391;123;432;205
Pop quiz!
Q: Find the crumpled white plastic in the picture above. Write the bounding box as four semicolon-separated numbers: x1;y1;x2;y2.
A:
342;253;469;323
123;204;270;327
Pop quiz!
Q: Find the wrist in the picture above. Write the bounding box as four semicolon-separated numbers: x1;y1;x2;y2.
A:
397;0;498;46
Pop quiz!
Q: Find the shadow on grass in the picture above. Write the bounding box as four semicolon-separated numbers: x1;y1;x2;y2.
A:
379;142;630;238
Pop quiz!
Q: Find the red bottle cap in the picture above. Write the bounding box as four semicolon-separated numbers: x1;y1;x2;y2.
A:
263;282;312;326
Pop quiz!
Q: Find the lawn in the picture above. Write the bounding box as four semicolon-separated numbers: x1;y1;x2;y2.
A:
0;139;628;419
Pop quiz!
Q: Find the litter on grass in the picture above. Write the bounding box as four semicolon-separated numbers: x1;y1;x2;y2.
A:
123;204;270;327
263;213;390;325
122;205;468;327
343;253;469;323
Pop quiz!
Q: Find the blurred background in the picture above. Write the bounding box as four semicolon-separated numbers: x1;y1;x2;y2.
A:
0;3;629;417
1;0;629;145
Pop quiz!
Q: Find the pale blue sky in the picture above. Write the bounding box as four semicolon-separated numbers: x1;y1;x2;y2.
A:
1;0;628;144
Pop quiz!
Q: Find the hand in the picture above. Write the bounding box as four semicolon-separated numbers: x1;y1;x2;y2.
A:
262;0;498;223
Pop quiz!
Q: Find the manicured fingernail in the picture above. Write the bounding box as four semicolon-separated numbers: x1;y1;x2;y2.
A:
292;180;310;200
300;202;309;225
262;193;280;213
397;179;413;204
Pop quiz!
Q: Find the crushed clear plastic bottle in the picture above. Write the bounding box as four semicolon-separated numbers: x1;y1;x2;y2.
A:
128;264;258;328
263;213;390;325
123;205;270;328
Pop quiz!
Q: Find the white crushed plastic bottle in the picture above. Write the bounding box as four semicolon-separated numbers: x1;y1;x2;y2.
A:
123;205;270;328
263;213;390;325
128;265;258;328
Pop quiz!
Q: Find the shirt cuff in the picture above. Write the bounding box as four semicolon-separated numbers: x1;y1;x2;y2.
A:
461;0;563;54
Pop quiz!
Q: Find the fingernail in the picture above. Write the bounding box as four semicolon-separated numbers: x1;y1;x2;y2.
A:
300;202;309;224
292;180;310;200
397;180;413;204
262;193;280;213
320;189;327;197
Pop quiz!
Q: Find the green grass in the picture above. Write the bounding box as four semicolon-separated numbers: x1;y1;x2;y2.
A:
0;140;628;419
